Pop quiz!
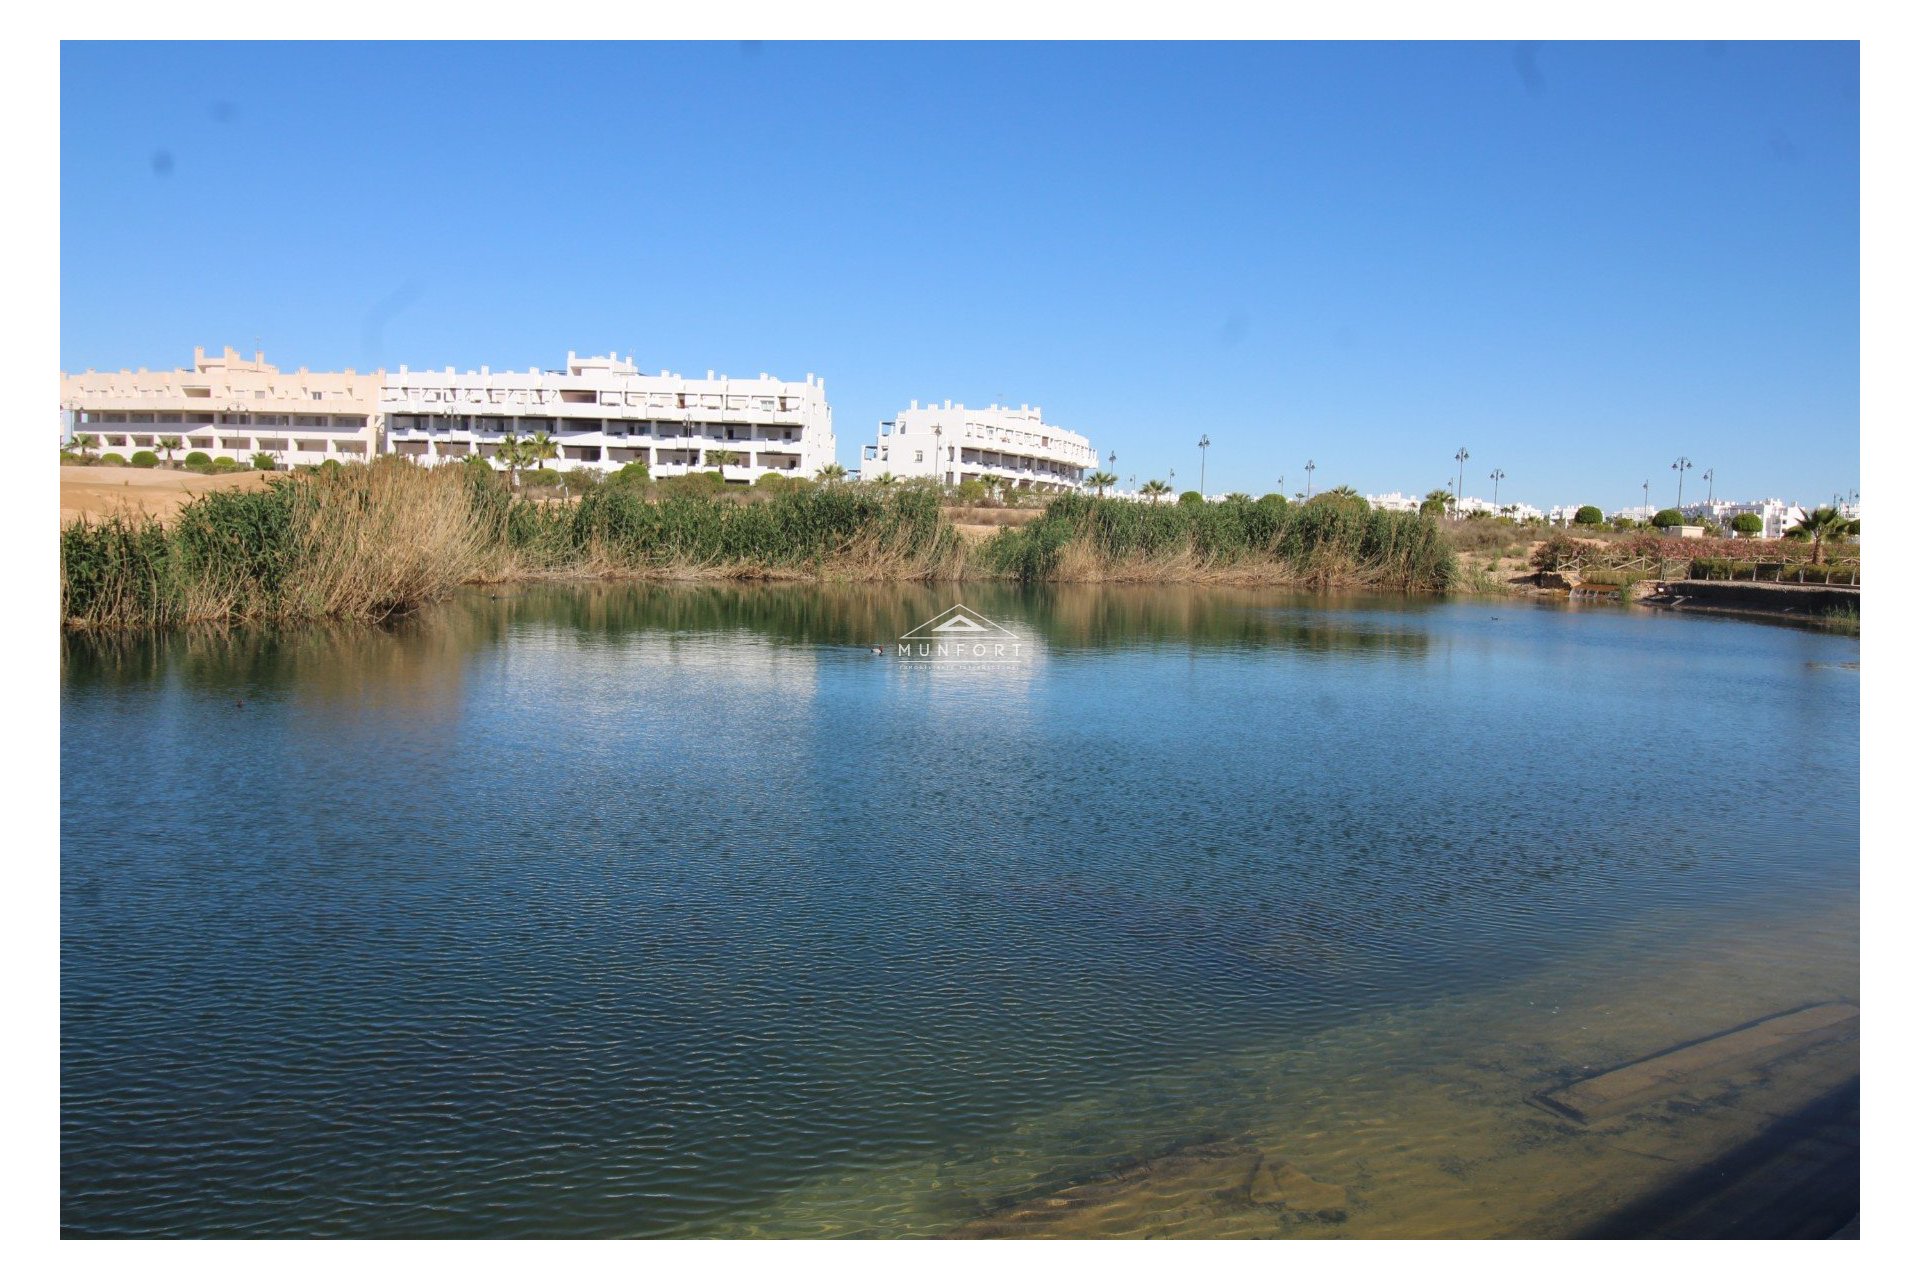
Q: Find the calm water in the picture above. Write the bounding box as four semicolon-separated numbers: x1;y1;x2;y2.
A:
60;585;1860;1237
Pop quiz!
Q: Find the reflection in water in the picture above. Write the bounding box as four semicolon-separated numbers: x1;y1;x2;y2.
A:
61;585;1857;1237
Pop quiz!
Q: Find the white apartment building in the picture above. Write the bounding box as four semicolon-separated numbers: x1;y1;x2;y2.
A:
383;353;835;481
60;346;382;466
863;401;1095;492
1366;491;1421;512
1681;498;1813;539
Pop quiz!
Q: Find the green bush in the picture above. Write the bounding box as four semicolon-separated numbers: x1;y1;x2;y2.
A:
211;456;240;472
1730;513;1763;535
251;452;279;472
1651;508;1684;528
955;478;988;504
610;460;652;487
183;451;212;468
1178;490;1204;506
1530;531;1580;572
130;451;159;468
1574;505;1604;526
98;452;128;466
1690;558;1759;582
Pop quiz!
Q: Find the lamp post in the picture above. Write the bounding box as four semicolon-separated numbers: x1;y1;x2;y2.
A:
1489;468;1505;510
1453;447;1470;518
1278;473;1284;498
1197;434;1210;495
1671;456;1692;510
1642;479;1650;519
932;423;944;486
1304;459;1316;499
1702;467;1715;509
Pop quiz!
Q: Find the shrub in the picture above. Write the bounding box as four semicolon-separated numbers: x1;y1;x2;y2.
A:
1178;490;1204;506
609;460;652;487
130;451;159;468
955;478;988;504
558;467;603;493
658;470;728;498
211;456;240;472
1574;505;1604;526
183;451;212;468
1651;508;1684;528
251;453;279;472
1730;513;1763;535
98;452;128;467
1530;531;1581;572
520;468;566;490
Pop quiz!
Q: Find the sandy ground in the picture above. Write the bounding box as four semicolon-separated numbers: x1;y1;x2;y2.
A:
60;466;276;524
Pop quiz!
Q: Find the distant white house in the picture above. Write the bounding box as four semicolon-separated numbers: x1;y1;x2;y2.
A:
864;401;1094;493
1680;498;1811;539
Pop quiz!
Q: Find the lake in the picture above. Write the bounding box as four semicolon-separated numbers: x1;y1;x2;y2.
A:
60;584;1860;1237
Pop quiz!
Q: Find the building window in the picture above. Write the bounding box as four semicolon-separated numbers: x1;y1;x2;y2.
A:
914;450;924;463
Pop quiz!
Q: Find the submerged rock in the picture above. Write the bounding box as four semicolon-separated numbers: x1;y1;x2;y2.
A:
950;1137;1350;1238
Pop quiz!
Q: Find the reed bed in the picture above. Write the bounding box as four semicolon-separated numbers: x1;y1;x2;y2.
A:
973;494;1454;590
61;460;968;629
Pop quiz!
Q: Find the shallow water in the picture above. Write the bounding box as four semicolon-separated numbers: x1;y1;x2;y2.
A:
60;584;1859;1237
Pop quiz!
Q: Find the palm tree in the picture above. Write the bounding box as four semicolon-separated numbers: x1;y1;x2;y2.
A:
1325;484;1360;500
156;434;182;466
1140;478;1173;504
527;430;558;471
982;474;1007;505
816;462;847;484
1787;506;1849;565
708;448;743;474
869;471;898;487
497;431;526;488
71;433;98;461
1223;492;1252;503
1420;487;1454;518
1083;470;1118;497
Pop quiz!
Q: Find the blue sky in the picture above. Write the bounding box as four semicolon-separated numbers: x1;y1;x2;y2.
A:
60;41;1859;510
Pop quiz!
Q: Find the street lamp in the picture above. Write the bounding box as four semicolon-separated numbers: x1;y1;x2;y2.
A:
1489;468;1505;509
1304;459;1316;499
1671;456;1692;510
1197;434;1210;494
932;423;944;486
1702;468;1715;509
1453;447;1470;518
1642;478;1650;517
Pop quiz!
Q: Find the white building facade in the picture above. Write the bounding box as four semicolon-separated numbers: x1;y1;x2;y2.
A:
60;346;382;466
1680;499;1813;539
864;402;1095;492
382;353;835;481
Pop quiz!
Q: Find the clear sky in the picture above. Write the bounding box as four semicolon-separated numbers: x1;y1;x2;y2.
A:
60;40;1859;511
